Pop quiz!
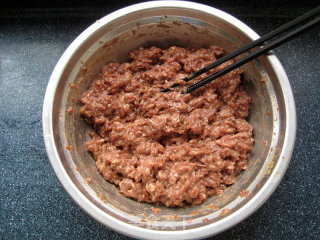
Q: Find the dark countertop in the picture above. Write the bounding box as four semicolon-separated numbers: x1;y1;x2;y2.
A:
0;1;319;239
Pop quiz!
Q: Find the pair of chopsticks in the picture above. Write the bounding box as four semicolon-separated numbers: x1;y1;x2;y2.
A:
161;7;320;94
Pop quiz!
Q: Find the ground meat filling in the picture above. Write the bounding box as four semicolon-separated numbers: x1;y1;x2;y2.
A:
80;45;254;207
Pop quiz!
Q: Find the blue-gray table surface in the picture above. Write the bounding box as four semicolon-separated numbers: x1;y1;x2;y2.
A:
0;1;319;239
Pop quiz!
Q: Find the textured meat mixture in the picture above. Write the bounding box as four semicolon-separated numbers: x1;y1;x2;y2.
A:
80;45;254;207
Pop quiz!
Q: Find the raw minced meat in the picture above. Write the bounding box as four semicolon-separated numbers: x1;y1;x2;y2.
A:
80;45;254;207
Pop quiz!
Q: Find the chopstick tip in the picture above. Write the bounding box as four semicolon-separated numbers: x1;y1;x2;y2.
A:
170;83;180;88
160;88;170;93
182;75;191;82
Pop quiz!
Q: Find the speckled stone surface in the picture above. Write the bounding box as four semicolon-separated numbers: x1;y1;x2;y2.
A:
0;1;319;239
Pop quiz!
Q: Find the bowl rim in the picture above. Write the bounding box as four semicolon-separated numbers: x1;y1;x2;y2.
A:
42;1;297;239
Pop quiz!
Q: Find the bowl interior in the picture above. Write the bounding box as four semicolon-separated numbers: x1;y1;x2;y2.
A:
52;6;285;230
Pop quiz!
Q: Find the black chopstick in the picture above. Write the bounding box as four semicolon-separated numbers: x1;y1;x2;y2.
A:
160;6;320;94
182;13;320;94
